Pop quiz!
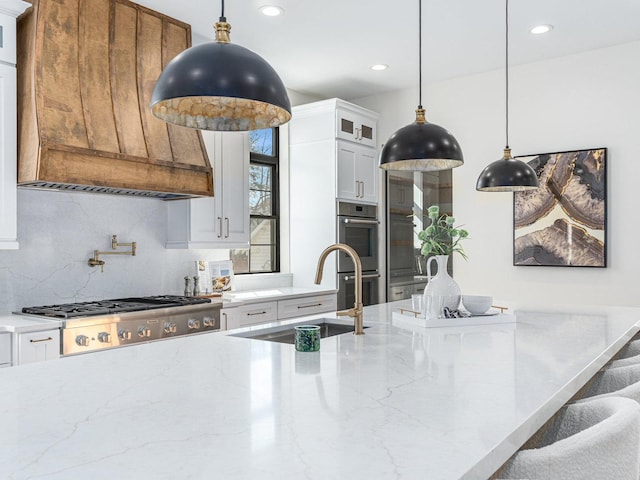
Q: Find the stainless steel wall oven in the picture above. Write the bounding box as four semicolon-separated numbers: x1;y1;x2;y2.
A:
336;201;380;309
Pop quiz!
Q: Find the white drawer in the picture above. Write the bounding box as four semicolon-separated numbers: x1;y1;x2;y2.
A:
17;329;60;365
223;301;278;330
0;332;11;366
277;294;337;320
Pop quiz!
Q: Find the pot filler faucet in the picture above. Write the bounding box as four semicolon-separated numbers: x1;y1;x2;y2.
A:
314;243;364;335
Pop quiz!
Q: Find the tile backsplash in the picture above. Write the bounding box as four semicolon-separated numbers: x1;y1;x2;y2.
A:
0;189;233;311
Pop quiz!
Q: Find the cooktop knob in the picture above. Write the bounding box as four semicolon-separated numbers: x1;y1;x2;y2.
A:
98;332;111;343
118;329;132;340
164;322;177;334
187;318;201;330
203;316;215;327
75;335;90;347
137;326;151;338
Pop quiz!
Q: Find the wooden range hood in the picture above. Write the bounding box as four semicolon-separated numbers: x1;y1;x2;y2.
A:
17;0;213;199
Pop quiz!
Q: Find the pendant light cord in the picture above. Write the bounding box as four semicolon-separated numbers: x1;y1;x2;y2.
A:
220;0;226;22
505;0;509;149
418;0;423;109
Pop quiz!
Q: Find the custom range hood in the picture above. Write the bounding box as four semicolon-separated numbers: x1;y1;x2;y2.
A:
17;0;213;199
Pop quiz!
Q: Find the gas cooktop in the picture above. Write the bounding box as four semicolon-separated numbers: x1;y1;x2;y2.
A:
21;295;211;319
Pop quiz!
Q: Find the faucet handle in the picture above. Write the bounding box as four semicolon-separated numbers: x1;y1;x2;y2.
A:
336;307;357;318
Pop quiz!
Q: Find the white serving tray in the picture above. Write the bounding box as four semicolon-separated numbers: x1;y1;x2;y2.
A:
392;308;516;329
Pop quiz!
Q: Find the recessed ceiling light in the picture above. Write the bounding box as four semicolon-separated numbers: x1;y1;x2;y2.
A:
370;64;389;71
530;24;553;35
259;5;284;17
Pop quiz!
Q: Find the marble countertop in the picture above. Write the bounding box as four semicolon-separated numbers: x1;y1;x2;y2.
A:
1;300;639;479
0;314;62;333
220;285;337;306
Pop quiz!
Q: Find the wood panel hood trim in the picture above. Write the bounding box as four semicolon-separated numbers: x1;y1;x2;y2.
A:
17;0;213;199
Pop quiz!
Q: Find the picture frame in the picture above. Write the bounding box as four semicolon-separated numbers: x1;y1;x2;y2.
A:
513;148;607;267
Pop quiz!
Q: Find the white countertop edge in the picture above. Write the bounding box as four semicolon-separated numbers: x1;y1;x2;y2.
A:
220;286;337;307
0;314;62;333
463;319;640;480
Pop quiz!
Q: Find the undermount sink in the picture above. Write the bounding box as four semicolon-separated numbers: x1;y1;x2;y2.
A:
230;319;368;345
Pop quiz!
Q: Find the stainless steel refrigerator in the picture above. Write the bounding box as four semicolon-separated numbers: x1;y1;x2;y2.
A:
385;170;452;302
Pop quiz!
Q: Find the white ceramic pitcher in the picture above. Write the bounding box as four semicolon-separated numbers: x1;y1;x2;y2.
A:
423;255;461;317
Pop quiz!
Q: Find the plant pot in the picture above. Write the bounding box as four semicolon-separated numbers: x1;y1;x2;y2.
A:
423;255;461;316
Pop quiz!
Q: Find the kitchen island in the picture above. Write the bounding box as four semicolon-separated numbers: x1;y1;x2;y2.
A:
1;301;639;479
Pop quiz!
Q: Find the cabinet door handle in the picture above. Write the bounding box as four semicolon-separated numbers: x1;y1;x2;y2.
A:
217;217;223;238
30;337;53;343
225;217;230;238
297;303;323;309
247;311;267;316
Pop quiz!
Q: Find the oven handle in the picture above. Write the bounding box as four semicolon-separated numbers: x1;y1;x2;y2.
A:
343;273;381;282
342;218;380;225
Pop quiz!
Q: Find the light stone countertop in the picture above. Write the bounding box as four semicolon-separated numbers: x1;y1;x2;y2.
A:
0;300;639;479
0;314;61;333
220;285;337;306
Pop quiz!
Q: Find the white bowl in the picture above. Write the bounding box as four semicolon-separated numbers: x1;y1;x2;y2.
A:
462;295;493;315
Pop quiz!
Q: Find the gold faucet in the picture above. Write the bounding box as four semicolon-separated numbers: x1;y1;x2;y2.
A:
88;235;137;272
314;243;364;335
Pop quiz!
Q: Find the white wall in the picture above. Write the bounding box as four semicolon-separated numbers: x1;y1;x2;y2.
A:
0;189;231;311
356;41;640;307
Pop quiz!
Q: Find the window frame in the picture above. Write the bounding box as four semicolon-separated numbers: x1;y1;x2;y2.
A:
235;128;280;274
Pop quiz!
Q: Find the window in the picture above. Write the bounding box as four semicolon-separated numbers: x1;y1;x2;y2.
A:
230;128;280;273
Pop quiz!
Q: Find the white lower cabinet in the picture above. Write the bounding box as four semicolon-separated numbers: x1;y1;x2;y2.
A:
277;294;337;320
223;301;278;330
223;293;338;330
0;333;11;367
16;329;60;365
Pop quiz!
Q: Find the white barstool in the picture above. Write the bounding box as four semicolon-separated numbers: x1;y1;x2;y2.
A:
611;353;640;369
579;364;640;403
618;339;640;360
498;397;640;480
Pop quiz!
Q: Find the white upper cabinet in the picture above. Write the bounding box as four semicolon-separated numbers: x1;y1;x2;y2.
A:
166;131;250;248
0;4;27;65
289;98;379;207
0;63;17;249
0;1;30;250
336;107;377;147
337;141;378;203
289;98;378;147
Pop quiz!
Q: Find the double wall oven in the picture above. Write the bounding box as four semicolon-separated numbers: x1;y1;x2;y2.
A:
336;201;380;310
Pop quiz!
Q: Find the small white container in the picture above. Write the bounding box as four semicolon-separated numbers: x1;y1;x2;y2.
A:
462;295;493;315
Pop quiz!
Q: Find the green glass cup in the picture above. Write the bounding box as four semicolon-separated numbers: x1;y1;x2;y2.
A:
294;325;321;352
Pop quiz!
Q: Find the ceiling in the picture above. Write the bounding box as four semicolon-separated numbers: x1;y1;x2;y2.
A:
136;0;640;101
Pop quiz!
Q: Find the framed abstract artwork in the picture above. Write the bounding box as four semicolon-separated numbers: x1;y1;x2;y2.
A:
513;148;607;267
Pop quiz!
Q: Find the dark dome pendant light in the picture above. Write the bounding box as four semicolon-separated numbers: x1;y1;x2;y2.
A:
379;0;464;171
151;0;291;131
476;0;538;191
